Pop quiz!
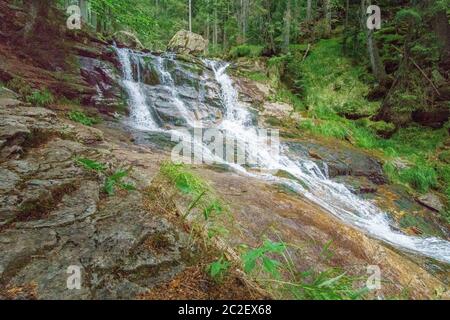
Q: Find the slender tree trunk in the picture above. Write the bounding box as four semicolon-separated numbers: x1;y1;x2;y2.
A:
433;10;450;59
213;1;218;47
324;0;332;37
22;0;52;41
189;0;192;32
283;0;291;53
343;0;350;53
306;0;312;21
345;0;349;29
361;0;387;83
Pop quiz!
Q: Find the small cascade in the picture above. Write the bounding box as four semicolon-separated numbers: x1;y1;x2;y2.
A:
153;55;196;126
208;59;450;264
114;49;450;264
114;47;158;130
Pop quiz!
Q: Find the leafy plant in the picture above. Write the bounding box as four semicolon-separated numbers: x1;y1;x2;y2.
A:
242;240;286;278
75;158;135;196
104;168;135;196
229;45;264;58
291;268;369;300
160;162;206;195
68;110;100;126
203;200;223;221
26;89;54;107
75;158;107;172
207;257;231;282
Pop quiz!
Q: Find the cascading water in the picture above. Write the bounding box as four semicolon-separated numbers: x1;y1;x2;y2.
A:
115;47;158;131
115;48;450;264
153;54;197;127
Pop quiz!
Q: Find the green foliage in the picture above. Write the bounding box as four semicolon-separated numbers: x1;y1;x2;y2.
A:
160;162;227;223
245;71;269;83
242;240;286;278
25;89;54;107
6;77;33;98
75;158;107;172
298;119;350;140
229;45;263;59
68;110;100;126
207;257;231;282
5;78;53;107
104;168;135;196
395;9;422;27
203;200;223;221
75;157;135;196
399;164;438;193
241;239;367;300
160;162;206;196
270;87;305;111
292;268;368;300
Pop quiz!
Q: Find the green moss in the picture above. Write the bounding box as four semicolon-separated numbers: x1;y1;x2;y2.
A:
399;214;441;237
264;116;283;127
246;71;269;82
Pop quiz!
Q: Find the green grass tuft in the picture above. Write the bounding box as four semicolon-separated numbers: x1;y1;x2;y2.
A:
68;110;100;126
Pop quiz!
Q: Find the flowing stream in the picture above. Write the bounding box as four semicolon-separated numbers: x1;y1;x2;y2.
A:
115;47;450;264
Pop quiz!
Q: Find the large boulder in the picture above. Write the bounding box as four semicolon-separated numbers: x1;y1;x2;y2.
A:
167;30;208;56
113;31;144;50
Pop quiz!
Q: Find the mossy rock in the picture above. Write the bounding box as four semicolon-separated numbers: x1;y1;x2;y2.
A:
368;120;396;138
399;214;444;238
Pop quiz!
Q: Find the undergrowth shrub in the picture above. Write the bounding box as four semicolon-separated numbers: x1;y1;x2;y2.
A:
26;89;54;107
229;45;264;58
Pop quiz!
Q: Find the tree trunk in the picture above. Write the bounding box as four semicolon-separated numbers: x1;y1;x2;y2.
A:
433;9;450;60
189;0;192;32
306;0;312;21
283;0;291;53
361;0;387;83
324;0;332;37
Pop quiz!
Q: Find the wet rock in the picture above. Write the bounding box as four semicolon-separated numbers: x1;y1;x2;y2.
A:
262;101;302;122
0;188;194;299
0;86;18;99
78;56;123;111
286;141;387;184
416;193;444;213
168;30;208;56
113;31;144;50
333;176;378;194
234;77;269;106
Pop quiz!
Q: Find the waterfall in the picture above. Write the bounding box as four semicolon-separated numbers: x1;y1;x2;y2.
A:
114;47;158;130
153;55;197;127
115;48;450;264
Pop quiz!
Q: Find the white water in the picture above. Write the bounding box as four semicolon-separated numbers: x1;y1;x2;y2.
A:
115;48;450;264
115;48;158;130
153;55;197;127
